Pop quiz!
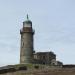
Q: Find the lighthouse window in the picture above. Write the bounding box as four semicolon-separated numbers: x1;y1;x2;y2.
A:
24;24;31;27
22;42;24;47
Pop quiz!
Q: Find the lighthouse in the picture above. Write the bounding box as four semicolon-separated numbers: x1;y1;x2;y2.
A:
20;15;34;64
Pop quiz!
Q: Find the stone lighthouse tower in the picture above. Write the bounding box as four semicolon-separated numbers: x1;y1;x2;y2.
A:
20;15;34;64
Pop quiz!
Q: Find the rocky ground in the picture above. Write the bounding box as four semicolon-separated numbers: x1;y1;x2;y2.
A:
0;64;75;75
1;68;75;75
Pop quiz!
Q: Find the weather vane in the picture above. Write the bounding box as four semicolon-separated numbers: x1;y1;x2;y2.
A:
27;14;29;20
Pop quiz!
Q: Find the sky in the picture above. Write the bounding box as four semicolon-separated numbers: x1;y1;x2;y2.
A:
0;0;75;66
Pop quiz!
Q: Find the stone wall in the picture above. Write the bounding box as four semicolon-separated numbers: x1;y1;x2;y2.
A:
33;52;56;65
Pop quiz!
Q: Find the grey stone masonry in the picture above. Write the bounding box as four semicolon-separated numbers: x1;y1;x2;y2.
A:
20;18;34;64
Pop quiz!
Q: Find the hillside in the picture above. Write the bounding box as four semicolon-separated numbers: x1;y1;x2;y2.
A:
0;68;75;75
0;64;75;75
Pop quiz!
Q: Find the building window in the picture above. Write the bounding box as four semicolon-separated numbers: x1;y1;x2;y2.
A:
43;62;45;64
42;56;45;59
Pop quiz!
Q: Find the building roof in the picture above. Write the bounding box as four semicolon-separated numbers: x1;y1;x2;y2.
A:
23;14;32;24
35;51;56;55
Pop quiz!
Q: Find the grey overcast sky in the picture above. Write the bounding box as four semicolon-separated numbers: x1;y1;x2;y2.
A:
0;0;75;66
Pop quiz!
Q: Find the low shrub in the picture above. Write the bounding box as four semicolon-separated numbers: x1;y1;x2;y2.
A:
34;65;39;69
18;66;27;70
